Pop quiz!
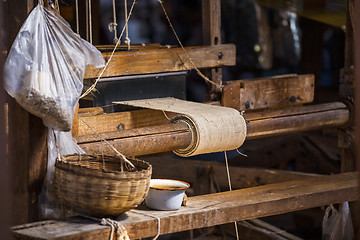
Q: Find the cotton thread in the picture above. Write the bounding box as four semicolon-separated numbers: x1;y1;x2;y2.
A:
80;0;137;99
224;151;239;240
157;0;223;89
130;210;161;240
76;114;135;169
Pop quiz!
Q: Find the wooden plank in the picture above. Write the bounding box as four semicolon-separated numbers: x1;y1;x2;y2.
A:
222;74;315;111
0;2;10;238
353;0;360;236
84;44;236;79
73;109;176;136
11;172;360;240
7;0;48;225
222;219;303;240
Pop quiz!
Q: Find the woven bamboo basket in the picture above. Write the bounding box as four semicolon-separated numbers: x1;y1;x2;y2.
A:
54;154;152;217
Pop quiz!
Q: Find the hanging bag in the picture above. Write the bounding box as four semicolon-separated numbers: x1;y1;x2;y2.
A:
4;3;104;130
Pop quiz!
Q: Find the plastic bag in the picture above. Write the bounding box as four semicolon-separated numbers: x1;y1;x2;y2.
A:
4;4;104;130
322;203;354;240
39;129;85;219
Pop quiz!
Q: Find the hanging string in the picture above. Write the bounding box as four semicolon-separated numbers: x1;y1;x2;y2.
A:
53;0;60;13
157;0;222;90
224;151;240;240
88;0;93;44
85;0;89;41
124;0;131;50
77;114;136;170
236;148;248;157
131;210;161;240
109;0;119;44
80;0;137;99
79;214;130;240
75;0;79;35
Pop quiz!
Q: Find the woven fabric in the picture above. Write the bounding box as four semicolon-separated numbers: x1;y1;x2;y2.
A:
115;98;246;157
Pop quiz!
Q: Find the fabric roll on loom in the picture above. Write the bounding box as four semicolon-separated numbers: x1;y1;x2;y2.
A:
115;98;247;157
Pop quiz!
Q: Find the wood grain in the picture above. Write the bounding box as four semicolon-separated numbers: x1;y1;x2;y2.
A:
84;44;236;79
74;102;349;156
222;74;315;111
11;172;360;240
7;0;48;225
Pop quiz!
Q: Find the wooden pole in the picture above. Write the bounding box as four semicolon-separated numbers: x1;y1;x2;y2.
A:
0;1;10;238
353;0;360;236
202;0;222;101
75;102;350;156
7;0;48;225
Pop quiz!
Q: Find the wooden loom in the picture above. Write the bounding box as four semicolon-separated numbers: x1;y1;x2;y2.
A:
6;0;360;239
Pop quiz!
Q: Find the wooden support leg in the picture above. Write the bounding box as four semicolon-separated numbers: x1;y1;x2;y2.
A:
353;0;360;236
0;1;10;238
202;0;222;101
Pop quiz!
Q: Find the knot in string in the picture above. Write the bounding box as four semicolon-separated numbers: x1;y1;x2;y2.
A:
100;218;130;240
108;22;118;32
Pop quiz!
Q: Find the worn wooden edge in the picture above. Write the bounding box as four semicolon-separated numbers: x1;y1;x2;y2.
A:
11;172;360;240
222;74;315;111
84;44;236;79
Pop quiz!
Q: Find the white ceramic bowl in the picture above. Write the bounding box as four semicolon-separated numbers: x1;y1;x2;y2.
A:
145;179;190;210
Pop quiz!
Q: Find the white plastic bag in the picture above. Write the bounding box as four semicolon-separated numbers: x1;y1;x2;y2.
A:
322;203;354;240
4;4;104;130
39;129;85;219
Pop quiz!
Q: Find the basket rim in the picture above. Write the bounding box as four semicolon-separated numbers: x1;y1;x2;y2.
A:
55;154;152;180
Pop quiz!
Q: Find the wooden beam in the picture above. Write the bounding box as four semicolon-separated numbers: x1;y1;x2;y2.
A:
11;172;360;240
222;74;315;111
0;1;10;238
246;102;349;139
7;0;48;225
78;123;191;157
74;102;349;156
145;156;320;190
202;0;223;100
84;44;236;79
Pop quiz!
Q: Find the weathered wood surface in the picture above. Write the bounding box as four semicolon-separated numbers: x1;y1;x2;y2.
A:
202;0;223;100
222;74;315;111
84;44;236;79
0;2;10;238
74;102;349;156
353;0;360;236
246;102;349;139
7;0;48;225
11;172;360;240
77;123;191;157
222;219;303;240
73;109;176;136
145;156;320;191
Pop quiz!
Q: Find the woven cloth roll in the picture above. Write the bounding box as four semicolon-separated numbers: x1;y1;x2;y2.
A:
115;98;246;157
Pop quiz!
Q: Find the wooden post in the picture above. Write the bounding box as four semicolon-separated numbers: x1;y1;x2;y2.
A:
353;0;360;237
339;0;359;236
7;0;48;225
0;1;10;238
202;0;222;101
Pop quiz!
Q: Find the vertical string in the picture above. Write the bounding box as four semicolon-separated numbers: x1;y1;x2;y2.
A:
110;0;119;44
224;151;239;240
75;0;79;35
124;0;131;50
85;0;89;41
88;0;93;44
